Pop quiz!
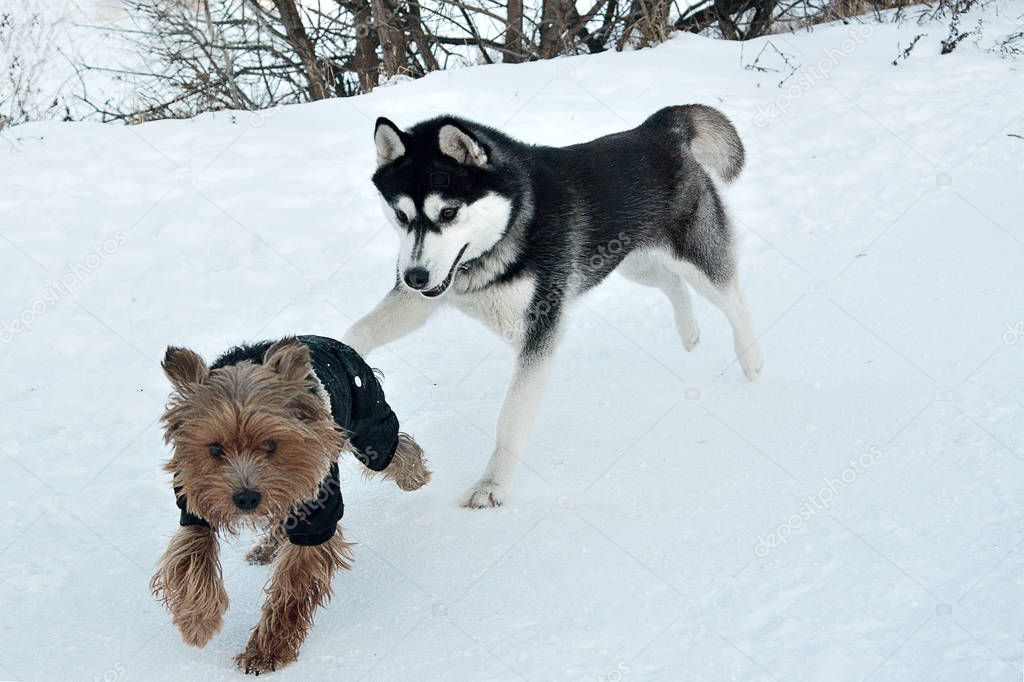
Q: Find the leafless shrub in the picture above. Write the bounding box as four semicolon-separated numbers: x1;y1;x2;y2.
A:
892;31;926;63
80;0;1003;124
935;0;979;53
899;0;985;56
0;1;69;129
993;30;1023;57
82;0;365;122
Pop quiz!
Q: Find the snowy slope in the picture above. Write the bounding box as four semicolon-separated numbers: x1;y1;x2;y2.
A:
1;4;1023;681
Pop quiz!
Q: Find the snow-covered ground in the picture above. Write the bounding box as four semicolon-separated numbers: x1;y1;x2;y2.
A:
1;4;1023;680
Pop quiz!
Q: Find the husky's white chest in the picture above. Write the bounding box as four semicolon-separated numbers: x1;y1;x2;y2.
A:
450;277;537;345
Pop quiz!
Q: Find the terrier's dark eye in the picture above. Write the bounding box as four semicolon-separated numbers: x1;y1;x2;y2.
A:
440;207;458;222
395;210;409;224
208;444;224;459
264;440;277;455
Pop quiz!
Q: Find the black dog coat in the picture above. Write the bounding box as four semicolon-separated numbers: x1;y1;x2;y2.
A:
175;335;400;546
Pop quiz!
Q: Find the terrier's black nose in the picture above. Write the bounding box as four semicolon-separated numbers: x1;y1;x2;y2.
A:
232;488;262;511
404;267;430;290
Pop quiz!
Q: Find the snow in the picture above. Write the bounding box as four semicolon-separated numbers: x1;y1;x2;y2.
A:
1;4;1023;680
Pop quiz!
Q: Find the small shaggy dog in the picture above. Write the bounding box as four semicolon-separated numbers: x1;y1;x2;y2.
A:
151;335;430;674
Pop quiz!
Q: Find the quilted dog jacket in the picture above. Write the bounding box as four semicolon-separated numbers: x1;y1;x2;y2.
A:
175;335;399;545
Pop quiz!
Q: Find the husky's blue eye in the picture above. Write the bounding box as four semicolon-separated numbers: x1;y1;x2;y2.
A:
208;443;224;459
440;207;458;222
395;210;409;224
264;440;277;455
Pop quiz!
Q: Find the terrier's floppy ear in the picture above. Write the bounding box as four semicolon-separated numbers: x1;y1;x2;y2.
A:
163;346;209;390
438;124;488;167
375;117;406;167
263;337;312;382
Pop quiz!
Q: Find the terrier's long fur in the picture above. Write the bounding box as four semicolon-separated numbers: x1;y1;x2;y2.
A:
234;534;354;673
150;525;229;648
153;338;429;674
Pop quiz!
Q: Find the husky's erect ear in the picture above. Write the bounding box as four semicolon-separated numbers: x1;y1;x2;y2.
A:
375;117;406;167
162;346;209;390
263;337;312;383
438;124;488;167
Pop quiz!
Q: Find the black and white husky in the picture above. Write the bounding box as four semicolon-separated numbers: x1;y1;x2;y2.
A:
343;105;763;508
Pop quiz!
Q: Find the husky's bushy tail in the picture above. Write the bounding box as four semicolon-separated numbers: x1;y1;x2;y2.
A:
659;104;745;183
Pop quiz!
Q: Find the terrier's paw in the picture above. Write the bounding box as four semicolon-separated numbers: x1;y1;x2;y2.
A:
175;610;223;649
235;644;294;676
152;526;229;650
738;344;764;381
460;479;507;509
245;540;279;566
395;465;432;492
382;433;432;491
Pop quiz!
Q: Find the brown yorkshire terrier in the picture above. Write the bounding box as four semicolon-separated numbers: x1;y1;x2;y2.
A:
150;335;430;674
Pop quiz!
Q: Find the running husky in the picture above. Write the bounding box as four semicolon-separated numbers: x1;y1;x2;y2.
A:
343;105;763;508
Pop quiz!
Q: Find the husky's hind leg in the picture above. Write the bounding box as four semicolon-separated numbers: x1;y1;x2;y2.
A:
667;254;763;381
618;250;701;351
660;168;762;380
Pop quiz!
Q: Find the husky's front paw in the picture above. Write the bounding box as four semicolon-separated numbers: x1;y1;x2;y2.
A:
461;479;507;508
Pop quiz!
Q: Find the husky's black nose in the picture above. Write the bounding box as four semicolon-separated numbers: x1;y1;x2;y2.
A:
232;488;262;511
404;267;430;290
